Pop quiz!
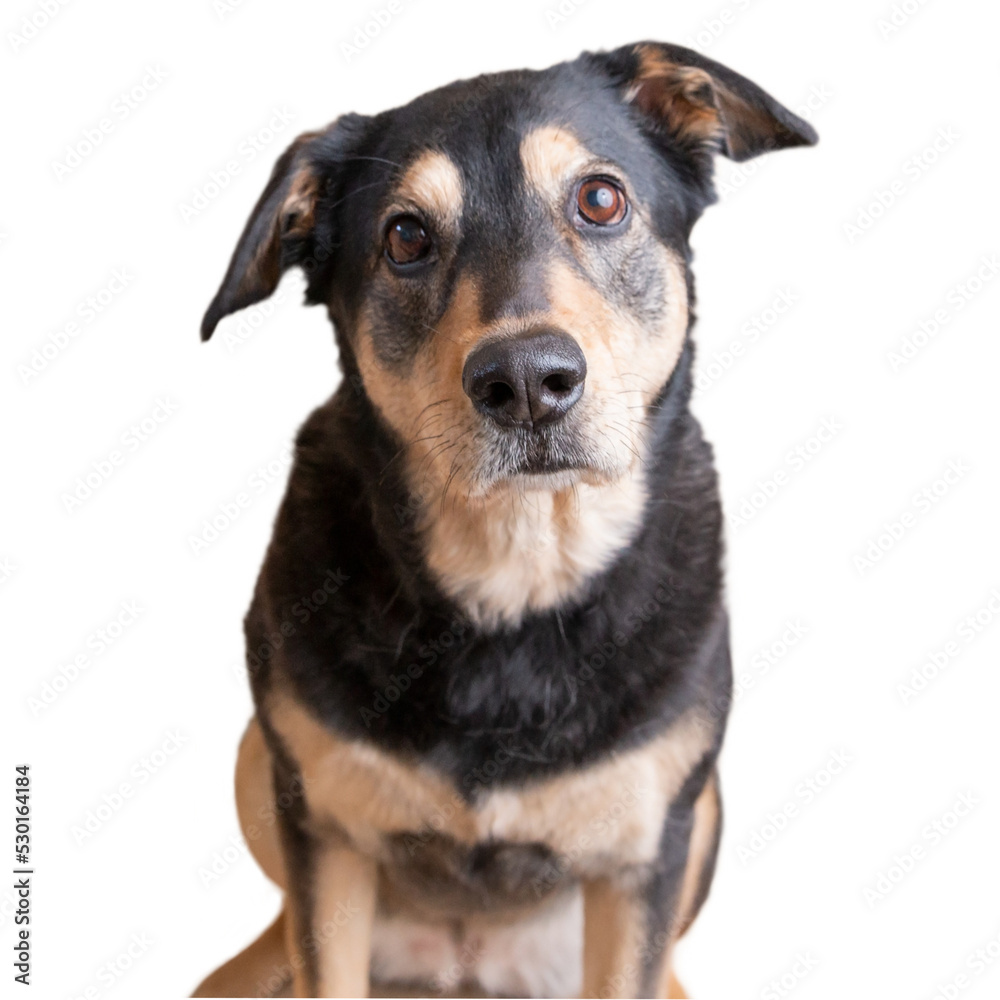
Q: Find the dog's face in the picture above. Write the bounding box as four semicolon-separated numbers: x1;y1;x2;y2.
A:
203;43;814;506
334;63;717;504
344;114;689;502
202;43;814;624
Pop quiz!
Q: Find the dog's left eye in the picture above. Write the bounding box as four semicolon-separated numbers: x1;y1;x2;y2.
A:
385;215;432;265
575;178;628;226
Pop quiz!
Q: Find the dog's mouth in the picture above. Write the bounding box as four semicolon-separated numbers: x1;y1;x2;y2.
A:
517;451;583;476
468;420;626;495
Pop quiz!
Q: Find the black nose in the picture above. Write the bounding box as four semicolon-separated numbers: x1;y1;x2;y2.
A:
462;328;587;428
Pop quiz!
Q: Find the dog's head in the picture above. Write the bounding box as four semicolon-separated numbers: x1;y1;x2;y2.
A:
202;42;815;623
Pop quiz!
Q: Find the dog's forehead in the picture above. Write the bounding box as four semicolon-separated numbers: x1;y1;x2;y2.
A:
376;63;661;210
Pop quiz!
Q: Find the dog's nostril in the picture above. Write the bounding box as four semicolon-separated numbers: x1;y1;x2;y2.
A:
541;372;573;395
483;382;515;408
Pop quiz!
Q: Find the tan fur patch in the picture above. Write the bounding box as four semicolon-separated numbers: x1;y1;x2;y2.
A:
628;44;787;161
479;710;712;868
312;846;378;997
235;718;286;888
520;125;593;204
355;275;485;503
282;166;321;239
267;694;710;869
581;877;647;998
545;254;688;413
628;46;723;148
666;968;688;999
392;149;464;230
192;910;291;998
673;770;720;937
421;472;649;628
269;692;475;856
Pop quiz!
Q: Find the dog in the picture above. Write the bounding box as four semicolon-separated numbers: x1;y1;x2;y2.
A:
192;41;816;999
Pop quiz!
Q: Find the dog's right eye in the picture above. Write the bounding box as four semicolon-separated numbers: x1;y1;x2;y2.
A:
575;178;628;227
385;215;432;266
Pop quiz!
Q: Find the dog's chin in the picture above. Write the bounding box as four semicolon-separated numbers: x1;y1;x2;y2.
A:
508;466;588;492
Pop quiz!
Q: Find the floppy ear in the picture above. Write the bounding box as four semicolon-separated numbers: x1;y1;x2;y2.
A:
597;41;817;162
200;131;323;340
200;114;371;341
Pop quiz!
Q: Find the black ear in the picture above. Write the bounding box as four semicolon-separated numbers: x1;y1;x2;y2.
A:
594;41;817;162
200;131;321;340
200;115;369;341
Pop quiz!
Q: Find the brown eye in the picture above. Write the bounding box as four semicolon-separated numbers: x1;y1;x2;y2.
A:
576;178;627;226
385;215;431;265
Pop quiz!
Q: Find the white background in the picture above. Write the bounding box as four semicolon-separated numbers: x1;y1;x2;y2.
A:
3;0;1000;997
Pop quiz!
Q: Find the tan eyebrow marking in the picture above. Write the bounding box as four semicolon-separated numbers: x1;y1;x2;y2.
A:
520;125;593;203
393;149;463;228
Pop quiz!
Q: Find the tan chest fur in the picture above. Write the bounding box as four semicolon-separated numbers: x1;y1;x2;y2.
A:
268;693;710;875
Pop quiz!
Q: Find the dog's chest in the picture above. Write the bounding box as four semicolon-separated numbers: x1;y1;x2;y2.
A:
271;692;709;893
419;472;649;630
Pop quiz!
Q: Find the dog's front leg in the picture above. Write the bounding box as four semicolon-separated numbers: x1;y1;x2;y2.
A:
581;815;696;999
276;771;378;997
283;836;378;997
581;871;682;1000
581;875;652;999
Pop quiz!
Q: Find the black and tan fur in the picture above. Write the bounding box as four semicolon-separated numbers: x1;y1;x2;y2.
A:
192;42;816;999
